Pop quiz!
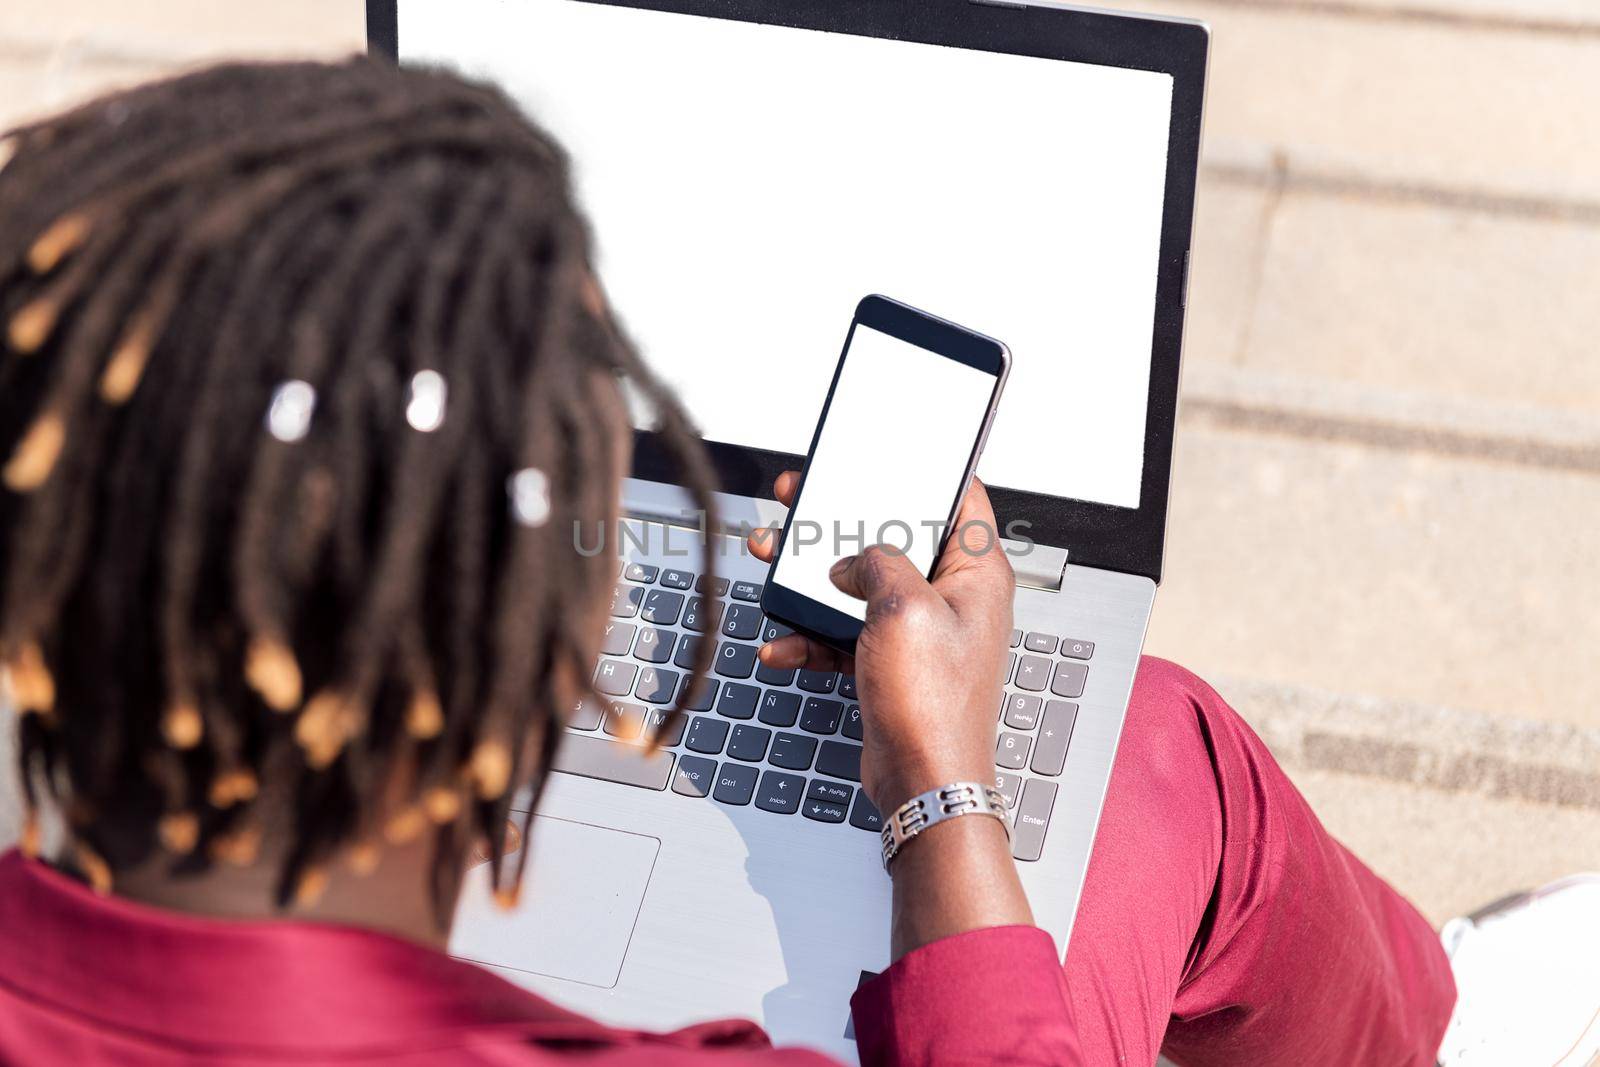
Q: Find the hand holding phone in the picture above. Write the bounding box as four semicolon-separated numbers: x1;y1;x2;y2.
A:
749;472;1015;818
759;295;1010;655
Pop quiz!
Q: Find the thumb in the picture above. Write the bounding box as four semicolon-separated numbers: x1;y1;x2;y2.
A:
830;545;931;614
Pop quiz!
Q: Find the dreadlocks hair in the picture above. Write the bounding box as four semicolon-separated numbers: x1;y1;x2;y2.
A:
0;57;720;921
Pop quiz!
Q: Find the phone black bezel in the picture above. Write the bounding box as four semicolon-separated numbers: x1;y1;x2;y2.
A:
370;0;1207;584
759;295;1009;655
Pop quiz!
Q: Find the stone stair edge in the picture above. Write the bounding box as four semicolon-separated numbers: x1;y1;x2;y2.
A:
1211;672;1600;811
1178;361;1600;475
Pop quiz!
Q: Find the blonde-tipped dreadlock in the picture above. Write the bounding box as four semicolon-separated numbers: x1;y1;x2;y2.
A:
0;59;717;920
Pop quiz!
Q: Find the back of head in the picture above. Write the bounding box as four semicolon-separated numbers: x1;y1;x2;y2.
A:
0;58;715;918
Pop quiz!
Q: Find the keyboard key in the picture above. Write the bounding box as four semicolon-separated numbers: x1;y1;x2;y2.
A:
848;791;883;832
603;702;646;740
623;562;658;584
640;590;685;625
1003;693;1043;730
758;689;802;727
552;733;674;790
716;681;760;720
609;584;644;619
769;732;817;770
755;660;797;687
686;716;729;754
807;779;853;806
634;667;679;704
755;770;805;814
600;622;636;656
714;641;757;678
797;670;837;694
1012;779;1058;861
1002;652;1016;685
994;771;1023;811
816;740;862;782
1015;655;1051;692
760;619;792;643
995;731;1031;770
672;755;716;797
727;724;771;762
838;675;858;700
721;603;763;640
660;568;694;590
643;706;688;747
684;676;718;712
1060;638;1095;661
673;633;704;670
1031;701;1078;776
696;575;730;597
841;704;864;741
804;799;849;823
568;697;604;732
594;659;637;696
712;762;757;805
731;580;764;602
799;698;844;735
632;626;673;663
682;597;722;633
1050;661;1088;698
1010;629;1022;648
1023;631;1058;654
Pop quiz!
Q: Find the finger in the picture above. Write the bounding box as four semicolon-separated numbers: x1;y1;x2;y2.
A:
772;470;800;508
759;632;848;673
935;477;1015;618
935;476;1003;574
830;546;935;616
746;523;782;563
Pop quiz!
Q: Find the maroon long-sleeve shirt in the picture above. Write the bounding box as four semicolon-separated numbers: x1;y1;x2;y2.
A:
0;851;1082;1065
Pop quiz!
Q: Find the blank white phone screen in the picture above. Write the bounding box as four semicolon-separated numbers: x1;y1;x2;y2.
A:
769;325;997;622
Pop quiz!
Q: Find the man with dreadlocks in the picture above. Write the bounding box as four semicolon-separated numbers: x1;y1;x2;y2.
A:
0;58;1485;1067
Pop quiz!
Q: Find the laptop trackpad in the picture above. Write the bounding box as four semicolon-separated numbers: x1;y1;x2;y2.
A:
450;816;660;989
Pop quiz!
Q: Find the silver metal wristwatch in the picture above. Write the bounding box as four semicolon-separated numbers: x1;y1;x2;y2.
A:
879;781;1010;870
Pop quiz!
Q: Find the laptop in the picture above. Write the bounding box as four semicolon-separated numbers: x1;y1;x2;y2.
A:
372;1;1206;1059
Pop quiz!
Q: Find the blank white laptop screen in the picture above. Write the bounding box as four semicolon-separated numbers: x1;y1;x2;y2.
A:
400;0;1173;509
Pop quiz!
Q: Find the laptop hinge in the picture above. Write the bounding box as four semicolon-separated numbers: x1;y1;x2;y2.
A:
1008;540;1068;592
622;477;1068;592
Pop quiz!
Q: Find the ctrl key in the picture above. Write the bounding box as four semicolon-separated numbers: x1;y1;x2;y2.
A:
1011;779;1058;862
672;755;718;798
712;762;758;806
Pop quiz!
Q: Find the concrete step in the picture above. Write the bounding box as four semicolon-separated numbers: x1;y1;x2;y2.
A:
1188;174;1600;414
0;0;361;129
1228;0;1600;34
1142;0;1600;206
1147;413;1600;730
0;1;363;55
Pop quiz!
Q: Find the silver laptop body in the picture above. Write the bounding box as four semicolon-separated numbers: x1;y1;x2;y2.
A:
379;1;1208;1060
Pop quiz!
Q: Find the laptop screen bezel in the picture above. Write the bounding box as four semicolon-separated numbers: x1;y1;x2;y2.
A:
371;0;1207;584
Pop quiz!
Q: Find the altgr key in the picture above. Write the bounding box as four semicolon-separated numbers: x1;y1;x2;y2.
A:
672;755;716;797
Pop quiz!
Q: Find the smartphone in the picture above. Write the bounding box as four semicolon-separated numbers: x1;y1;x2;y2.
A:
760;294;1011;655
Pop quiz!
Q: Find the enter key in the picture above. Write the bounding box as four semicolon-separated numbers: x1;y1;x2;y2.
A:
1011;779;1058;862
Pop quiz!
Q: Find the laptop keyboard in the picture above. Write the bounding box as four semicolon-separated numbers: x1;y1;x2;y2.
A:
552;561;1094;863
